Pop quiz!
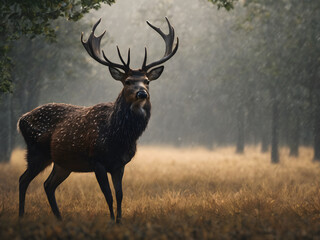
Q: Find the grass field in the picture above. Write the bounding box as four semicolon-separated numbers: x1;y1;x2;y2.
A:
1;146;320;239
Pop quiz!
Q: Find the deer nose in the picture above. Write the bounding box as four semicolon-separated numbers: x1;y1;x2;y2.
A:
136;90;148;99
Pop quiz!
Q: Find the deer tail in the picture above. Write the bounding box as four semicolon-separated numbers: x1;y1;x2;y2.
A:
17;113;28;134
17;116;22;133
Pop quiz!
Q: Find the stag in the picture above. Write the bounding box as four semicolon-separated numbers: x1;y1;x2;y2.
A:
18;18;178;223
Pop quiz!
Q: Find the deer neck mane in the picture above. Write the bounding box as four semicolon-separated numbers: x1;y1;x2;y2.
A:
109;90;151;145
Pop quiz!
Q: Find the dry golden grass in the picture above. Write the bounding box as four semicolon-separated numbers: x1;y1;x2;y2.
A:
1;146;320;239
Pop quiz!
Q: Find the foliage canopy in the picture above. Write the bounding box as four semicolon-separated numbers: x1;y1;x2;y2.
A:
0;0;115;93
208;0;236;11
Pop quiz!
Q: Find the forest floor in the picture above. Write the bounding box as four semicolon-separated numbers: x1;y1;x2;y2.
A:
1;146;320;239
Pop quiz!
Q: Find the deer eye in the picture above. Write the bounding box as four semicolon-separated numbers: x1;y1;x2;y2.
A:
125;80;132;85
144;80;150;85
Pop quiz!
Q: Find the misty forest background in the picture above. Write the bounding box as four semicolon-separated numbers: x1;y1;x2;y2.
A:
0;0;319;163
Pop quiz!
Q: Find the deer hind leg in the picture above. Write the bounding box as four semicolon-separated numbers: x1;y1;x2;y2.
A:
44;164;70;220
19;147;51;217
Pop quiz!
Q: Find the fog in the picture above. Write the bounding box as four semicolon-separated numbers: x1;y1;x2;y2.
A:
1;0;319;162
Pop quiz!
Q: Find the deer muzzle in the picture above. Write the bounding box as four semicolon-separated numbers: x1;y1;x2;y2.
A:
136;90;148;100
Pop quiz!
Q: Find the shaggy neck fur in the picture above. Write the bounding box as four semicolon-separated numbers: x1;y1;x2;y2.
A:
107;90;151;148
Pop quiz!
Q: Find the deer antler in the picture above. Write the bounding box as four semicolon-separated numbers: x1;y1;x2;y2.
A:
81;19;131;73
141;17;179;72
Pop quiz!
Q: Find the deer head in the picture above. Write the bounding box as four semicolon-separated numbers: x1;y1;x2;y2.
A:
81;18;179;106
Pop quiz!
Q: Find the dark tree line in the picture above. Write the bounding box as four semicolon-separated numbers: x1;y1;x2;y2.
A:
210;0;320;162
0;0;116;161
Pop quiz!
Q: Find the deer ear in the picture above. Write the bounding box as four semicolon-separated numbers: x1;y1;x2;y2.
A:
147;66;164;81
109;67;126;81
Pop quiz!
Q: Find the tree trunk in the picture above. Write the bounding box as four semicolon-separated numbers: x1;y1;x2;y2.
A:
236;106;245;154
289;113;300;157
0;94;13;162
271;97;279;163
314;96;320;161
260;121;269;153
261;135;269;153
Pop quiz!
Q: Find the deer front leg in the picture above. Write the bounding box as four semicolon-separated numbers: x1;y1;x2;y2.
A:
94;162;115;220
111;167;124;223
